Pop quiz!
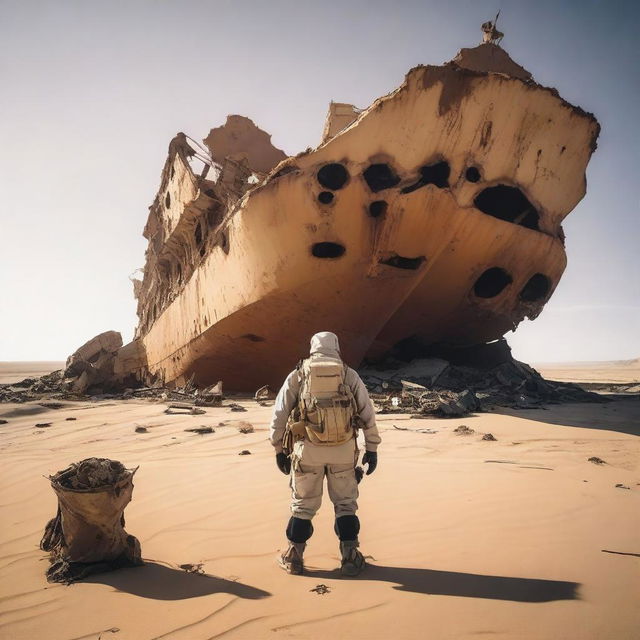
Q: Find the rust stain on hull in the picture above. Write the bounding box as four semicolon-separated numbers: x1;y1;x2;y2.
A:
114;43;599;390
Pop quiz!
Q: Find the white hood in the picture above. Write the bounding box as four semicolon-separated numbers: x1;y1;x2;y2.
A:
309;332;341;358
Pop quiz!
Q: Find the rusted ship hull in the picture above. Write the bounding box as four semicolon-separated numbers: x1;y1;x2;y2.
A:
117;44;598;390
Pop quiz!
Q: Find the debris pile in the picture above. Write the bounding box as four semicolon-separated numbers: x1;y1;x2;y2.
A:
361;341;603;417
41;458;142;583
64;331;123;394
54;458;128;490
0;331;126;401
0;369;71;403
0;358;225;406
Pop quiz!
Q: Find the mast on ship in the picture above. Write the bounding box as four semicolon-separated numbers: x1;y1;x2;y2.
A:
481;11;504;45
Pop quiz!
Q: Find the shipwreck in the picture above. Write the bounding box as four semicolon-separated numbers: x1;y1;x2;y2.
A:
111;31;599;391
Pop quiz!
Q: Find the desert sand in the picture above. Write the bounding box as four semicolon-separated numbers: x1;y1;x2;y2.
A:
1;365;639;639
536;359;640;386
0;362;65;385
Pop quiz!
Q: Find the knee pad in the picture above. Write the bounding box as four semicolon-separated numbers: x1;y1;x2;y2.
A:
286;516;314;543
335;514;360;541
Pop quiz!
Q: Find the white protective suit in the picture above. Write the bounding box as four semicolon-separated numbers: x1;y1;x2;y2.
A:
269;332;381;520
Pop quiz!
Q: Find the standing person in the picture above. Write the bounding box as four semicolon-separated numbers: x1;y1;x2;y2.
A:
269;331;381;576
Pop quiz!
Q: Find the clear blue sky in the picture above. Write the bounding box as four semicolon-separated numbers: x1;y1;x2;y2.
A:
1;0;638;363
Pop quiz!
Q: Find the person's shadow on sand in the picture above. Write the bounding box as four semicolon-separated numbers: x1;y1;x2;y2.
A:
306;565;579;602
87;562;271;600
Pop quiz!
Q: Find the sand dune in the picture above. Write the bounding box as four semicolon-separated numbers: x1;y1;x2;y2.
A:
0;378;639;638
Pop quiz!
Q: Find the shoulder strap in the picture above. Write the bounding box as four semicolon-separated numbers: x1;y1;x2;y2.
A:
297;358;309;415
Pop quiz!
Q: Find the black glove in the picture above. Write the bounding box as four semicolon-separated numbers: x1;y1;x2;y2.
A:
355;466;364;484
276;452;291;475
362;451;377;475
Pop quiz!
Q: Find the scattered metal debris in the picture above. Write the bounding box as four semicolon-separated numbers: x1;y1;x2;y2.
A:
134;426;148;433
0;368;225;406
238;450;251;455
228;403;247;412
453;425;475;435
310;584;331;595
482;433;497;441
35;422;53;428
165;404;206;415
65;417;77;421
615;483;630;490
255;385;276;401
179;563;205;575
194;381;223;407
184;426;215;434
588;457;606;465
237;422;254;433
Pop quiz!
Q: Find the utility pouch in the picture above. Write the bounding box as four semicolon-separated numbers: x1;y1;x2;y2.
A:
290;420;308;438
282;419;307;456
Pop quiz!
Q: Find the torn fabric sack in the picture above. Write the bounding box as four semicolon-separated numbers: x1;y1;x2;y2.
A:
40;458;143;583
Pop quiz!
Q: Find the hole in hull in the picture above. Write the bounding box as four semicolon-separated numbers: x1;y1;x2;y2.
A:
194;222;203;245
165;192;171;208
520;274;551;302
380;254;425;270
402;161;450;193
241;334;265;342
363;164;401;192
312;242;346;258
369;200;388;218
474;185;540;230
465;166;481;182
318;191;334;204
473;267;513;298
317;163;349;190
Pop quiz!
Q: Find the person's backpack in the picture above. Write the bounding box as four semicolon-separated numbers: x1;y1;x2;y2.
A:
297;355;357;446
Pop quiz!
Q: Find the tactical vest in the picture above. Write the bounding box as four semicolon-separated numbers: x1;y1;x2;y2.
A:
297;355;357;446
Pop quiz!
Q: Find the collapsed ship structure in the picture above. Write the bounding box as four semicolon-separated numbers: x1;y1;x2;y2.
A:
114;38;599;391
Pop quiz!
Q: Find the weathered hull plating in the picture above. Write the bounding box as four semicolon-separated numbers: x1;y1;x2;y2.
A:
119;45;599;390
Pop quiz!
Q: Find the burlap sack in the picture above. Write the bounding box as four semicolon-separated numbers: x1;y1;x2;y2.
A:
41;458;143;582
